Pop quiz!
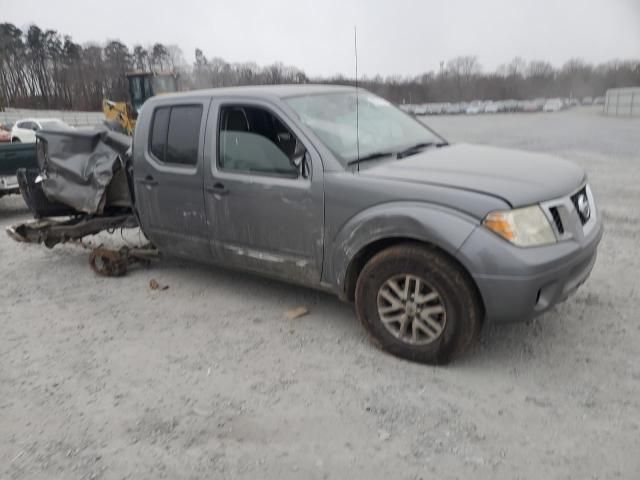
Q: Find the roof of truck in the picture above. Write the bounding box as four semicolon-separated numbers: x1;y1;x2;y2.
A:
157;84;357;101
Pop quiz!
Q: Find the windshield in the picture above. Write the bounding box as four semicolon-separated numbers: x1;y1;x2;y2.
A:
152;75;178;95
285;91;444;164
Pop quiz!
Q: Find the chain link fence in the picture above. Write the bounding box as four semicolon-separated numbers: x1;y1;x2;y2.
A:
604;87;640;116
0;108;104;128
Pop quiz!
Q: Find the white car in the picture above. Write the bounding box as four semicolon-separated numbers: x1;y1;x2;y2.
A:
484;102;500;113
465;101;483;114
543;99;564;112
10;118;71;143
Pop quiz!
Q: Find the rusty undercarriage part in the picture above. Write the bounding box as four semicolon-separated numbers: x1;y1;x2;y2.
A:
89;245;160;277
6;214;159;277
7;214;137;248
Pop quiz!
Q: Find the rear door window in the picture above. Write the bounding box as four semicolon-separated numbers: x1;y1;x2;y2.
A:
149;105;202;166
150;107;170;160
166;106;202;165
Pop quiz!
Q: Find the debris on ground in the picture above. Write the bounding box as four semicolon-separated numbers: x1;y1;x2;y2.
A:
284;306;309;320
87;244;159;277
149;278;169;291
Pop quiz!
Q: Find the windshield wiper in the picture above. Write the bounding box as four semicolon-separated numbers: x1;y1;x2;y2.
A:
347;151;395;166
347;141;449;166
396;141;447;159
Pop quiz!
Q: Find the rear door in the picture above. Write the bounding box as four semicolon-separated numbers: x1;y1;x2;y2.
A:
203;98;324;285
133;98;211;259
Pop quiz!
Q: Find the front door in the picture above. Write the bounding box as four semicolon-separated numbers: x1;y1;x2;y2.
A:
204;100;324;285
133;99;211;259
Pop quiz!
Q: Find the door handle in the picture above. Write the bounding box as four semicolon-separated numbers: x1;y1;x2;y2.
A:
139;175;158;186
206;182;229;196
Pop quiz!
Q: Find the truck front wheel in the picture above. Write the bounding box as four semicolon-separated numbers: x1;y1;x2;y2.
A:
355;243;482;364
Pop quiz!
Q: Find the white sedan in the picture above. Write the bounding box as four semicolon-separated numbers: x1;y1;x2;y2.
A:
10;118;72;143
543;99;564;112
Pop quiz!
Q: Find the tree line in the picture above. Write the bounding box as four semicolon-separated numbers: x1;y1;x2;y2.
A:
1;22;639;111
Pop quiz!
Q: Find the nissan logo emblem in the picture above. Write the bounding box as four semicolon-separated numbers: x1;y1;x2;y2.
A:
577;194;590;220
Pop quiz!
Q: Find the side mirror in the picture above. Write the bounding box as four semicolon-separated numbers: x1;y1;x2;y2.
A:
291;141;310;179
292;151;311;179
32;125;40;132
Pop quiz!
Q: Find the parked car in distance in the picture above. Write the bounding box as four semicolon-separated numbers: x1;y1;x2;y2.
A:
533;98;546;110
502;99;518;112
427;103;445;115
484;101;500;113
581;96;593;106
465;101;483;114
10;118;72;143
413;104;428;115
444;102;463;114
543;98;565;112
18;85;603;365
593;96;605;105
521;100;539;112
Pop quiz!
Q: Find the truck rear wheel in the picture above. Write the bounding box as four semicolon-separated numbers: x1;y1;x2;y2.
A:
355;243;482;364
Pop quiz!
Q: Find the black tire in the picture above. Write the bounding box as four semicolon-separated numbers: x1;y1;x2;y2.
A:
12;138;20;143
355;243;483;365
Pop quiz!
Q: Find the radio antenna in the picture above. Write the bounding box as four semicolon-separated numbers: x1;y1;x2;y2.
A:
354;26;360;171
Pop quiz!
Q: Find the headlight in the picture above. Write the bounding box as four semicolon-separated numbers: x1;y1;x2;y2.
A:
483;205;556;247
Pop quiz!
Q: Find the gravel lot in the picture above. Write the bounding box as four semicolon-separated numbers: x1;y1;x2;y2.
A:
2;106;639;479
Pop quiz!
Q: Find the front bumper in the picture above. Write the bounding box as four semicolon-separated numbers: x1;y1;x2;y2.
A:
458;209;603;324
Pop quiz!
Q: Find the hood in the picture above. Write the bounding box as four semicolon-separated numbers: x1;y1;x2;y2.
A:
361;143;585;207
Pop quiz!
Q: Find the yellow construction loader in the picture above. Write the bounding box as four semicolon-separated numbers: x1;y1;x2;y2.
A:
103;71;179;135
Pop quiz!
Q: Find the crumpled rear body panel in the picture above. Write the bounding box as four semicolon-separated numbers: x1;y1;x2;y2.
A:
37;129;132;214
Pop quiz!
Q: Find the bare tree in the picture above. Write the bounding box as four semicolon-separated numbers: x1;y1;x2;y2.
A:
132;45;149;71
1;22;639;110
447;55;481;100
166;45;187;71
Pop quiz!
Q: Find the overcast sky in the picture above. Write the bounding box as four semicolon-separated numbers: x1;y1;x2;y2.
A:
4;0;640;77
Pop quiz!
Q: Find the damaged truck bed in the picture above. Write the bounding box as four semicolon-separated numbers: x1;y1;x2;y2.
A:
8;128;156;274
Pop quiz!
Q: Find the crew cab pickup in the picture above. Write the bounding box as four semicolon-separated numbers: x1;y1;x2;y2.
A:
10;85;603;364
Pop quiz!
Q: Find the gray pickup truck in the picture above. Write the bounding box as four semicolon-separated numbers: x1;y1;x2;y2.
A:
10;85;603;364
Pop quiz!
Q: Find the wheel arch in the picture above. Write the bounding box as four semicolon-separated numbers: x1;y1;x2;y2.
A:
343;237;485;316
329;202;483;313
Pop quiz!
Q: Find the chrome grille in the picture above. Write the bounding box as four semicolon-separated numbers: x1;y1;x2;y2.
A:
549;206;564;234
541;183;596;240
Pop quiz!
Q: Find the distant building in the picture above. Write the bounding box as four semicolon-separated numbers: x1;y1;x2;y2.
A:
604;87;640;116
